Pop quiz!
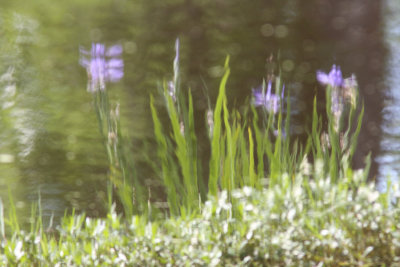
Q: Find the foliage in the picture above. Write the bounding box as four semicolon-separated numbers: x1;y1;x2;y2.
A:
92;89;147;217
0;171;399;266
3;36;390;265
149;44;291;216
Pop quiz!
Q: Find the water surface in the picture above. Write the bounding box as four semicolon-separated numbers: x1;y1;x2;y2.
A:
0;0;386;223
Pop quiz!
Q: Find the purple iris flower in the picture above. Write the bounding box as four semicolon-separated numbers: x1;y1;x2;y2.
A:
252;80;284;114
316;64;358;132
80;43;124;92
316;65;344;88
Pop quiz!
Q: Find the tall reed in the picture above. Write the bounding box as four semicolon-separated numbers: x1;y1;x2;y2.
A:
150;39;201;215
80;43;147;217
312;67;365;183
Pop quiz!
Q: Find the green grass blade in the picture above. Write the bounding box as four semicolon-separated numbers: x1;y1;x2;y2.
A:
150;95;179;215
209;56;230;196
248;127;256;188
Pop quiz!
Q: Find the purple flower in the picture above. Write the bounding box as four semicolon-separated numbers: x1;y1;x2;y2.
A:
316;64;360;132
316;65;344;88
252;80;283;114
80;43;124;92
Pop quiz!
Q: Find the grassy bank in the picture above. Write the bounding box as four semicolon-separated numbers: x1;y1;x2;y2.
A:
0;176;398;266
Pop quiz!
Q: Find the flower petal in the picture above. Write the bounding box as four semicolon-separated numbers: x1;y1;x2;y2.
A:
316;71;330;85
107;69;124;82
106;45;123;57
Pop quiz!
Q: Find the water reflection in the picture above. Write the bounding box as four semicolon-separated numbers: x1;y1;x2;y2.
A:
376;0;400;193
0;10;110;223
